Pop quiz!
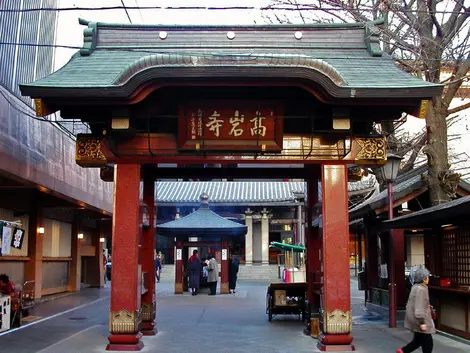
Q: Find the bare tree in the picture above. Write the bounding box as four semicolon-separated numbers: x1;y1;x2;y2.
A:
264;0;470;205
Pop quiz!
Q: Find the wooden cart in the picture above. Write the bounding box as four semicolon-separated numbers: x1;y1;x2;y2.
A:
266;282;307;322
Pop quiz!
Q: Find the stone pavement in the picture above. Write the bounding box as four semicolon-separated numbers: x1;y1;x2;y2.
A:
0;278;468;353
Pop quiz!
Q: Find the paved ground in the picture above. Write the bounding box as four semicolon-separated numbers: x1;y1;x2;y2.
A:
0;278;468;353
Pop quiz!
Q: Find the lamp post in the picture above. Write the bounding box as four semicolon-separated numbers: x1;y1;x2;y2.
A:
378;153;402;328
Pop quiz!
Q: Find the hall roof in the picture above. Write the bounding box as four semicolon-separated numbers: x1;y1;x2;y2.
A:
20;19;442;100
149;180;377;206
349;164;470;220
156;194;247;237
382;195;470;229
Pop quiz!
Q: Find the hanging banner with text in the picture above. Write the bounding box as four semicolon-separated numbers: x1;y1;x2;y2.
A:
178;101;284;151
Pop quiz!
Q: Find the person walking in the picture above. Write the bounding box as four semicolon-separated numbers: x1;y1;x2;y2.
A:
188;250;201;295
229;255;240;294
155;255;162;283
397;267;435;353
207;254;219;296
103;250;107;284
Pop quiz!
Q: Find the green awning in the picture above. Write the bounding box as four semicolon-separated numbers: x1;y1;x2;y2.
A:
269;241;305;252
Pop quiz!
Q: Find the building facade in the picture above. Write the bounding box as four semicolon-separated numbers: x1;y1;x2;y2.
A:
0;1;112;298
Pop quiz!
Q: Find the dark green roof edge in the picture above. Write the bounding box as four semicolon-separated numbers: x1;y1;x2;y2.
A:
78;17;384;30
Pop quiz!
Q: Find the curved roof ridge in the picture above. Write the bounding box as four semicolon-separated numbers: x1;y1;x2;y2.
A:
113;52;347;87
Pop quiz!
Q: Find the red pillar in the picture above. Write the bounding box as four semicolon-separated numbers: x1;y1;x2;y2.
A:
141;177;157;335
307;177;321;303
318;164;354;351
175;239;183;294
220;238;229;294
393;229;406;309
107;164;143;351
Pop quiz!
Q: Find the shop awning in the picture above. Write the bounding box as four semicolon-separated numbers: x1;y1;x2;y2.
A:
270;241;305;252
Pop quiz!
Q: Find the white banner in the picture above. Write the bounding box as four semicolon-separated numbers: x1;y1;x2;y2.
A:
2;226;12;255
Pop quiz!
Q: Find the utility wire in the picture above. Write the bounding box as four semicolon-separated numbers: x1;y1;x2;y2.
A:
121;0;133;24
0;5;468;15
0;85;88;139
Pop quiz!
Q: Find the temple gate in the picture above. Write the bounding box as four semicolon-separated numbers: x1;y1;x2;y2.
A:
20;19;442;352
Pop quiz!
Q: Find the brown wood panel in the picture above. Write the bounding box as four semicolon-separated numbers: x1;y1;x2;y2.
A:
441;228;470;286
0;256;30;261
80;245;96;257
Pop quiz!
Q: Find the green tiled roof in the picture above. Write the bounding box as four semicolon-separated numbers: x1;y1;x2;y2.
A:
20;19;442;99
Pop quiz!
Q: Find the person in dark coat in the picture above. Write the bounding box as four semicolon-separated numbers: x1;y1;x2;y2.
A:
229;255;240;294
155;256;162;283
188;250;201;296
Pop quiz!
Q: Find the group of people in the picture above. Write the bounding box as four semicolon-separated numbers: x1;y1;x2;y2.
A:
187;250;240;296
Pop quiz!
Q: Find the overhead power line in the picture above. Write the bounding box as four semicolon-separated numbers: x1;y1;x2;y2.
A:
121;0;133;24
0;5;468;15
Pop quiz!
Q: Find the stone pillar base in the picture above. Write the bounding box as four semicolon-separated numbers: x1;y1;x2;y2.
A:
317;334;354;351
107;334;144;351
221;282;229;294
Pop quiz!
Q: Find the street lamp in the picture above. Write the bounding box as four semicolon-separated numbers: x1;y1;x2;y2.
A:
378;153;403;328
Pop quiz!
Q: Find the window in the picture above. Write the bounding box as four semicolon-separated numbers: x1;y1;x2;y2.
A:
442;229;470;286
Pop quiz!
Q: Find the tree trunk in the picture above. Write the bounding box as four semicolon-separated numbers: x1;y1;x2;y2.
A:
423;101;453;206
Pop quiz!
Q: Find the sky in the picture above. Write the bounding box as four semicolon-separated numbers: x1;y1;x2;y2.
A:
53;0;470;179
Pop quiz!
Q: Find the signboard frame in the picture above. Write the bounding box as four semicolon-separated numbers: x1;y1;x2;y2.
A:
178;100;284;152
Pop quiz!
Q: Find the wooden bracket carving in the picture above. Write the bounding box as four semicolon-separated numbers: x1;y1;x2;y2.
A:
76;134;107;167
355;137;386;162
348;166;363;181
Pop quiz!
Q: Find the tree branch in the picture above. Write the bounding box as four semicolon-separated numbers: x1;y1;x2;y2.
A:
443;53;470;108
447;101;470;115
400;132;427;173
441;0;468;47
427;0;443;39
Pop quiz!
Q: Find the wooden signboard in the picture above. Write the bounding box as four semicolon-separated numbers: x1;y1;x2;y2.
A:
178;100;283;151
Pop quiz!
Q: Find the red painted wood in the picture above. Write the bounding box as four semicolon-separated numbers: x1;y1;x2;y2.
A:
306;177;320;304
141;178;156;334
107;135;353;165
393;229;406;309
175;240;183;294
320;164;353;347
109;164;143;349
221;239;229;294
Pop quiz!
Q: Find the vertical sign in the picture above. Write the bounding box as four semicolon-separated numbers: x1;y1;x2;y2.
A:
2;226;12;255
176;249;182;261
222;249;228;261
